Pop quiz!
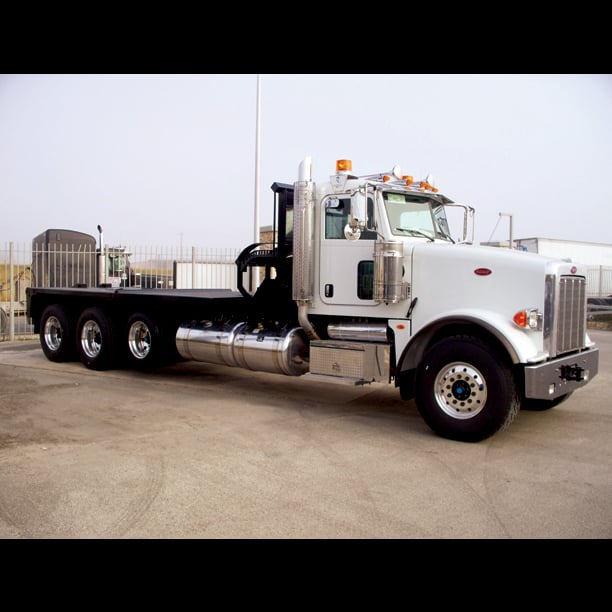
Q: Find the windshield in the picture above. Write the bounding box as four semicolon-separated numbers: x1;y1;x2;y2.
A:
383;192;453;241
107;253;127;275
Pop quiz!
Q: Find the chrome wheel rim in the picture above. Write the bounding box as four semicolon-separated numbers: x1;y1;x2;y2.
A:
44;316;62;351
433;361;487;419
128;321;151;360
80;320;102;359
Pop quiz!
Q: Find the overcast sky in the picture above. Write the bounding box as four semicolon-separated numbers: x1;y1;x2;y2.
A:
1;74;611;251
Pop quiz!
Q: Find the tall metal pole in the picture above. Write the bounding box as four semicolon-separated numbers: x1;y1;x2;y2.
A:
249;74;262;294
254;74;261;244
499;212;514;249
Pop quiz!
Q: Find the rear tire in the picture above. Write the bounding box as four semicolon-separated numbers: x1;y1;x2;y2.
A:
415;335;520;442
76;307;115;370
125;312;162;369
40;304;75;362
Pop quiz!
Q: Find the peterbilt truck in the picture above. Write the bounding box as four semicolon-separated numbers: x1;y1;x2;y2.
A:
32;226;134;289
26;157;599;442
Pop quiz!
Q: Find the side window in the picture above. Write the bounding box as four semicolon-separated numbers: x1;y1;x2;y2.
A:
325;196;376;240
357;260;374;300
325;198;349;239
284;207;294;243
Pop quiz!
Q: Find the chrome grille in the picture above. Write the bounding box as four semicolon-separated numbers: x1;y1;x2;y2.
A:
556;276;586;355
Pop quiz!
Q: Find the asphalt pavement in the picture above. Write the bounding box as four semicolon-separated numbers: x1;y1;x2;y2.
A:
0;331;610;539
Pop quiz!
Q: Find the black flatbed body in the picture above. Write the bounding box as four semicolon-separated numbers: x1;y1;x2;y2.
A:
28;286;243;299
27;286;251;333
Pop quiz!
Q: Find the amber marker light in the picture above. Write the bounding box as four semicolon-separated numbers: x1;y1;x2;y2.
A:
513;308;540;329
336;159;352;172
513;311;528;328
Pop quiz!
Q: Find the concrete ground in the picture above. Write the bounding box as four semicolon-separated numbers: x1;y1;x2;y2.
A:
0;331;610;539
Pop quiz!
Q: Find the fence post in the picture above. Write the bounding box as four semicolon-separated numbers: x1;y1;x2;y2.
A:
192;246;196;289
9;241;15;341
599;265;603;298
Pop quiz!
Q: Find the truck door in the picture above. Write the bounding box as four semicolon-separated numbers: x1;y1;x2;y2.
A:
319;196;377;306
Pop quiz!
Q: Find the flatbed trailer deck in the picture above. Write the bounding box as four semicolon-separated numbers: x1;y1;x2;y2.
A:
27;286;256;371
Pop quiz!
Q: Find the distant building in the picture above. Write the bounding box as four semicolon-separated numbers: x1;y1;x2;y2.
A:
480;237;612;268
259;225;275;246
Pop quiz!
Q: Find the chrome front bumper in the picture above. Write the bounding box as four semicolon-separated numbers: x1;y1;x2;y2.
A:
523;347;599;400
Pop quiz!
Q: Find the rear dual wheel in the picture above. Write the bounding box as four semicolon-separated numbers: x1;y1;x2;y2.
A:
77;307;114;370
125;312;162;369
76;308;174;370
40;304;75;362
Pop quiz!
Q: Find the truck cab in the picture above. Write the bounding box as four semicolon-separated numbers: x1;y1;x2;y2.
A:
236;157;599;441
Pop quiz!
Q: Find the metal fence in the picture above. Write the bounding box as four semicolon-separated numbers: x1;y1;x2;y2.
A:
1;241;240;341
586;266;612;298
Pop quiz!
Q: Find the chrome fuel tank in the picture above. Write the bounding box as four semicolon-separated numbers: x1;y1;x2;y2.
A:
176;321;309;376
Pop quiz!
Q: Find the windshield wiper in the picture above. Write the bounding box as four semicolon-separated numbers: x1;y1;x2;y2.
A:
436;229;455;243
396;228;435;242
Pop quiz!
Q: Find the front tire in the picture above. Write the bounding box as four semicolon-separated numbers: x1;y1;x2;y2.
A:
76;307;115;370
415;335;520;442
40;304;75;362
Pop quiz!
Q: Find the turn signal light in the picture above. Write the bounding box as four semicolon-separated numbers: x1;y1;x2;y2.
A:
513;311;528;327
513;308;541;329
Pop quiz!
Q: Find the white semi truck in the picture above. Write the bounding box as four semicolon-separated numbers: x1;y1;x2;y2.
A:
26;157;599;442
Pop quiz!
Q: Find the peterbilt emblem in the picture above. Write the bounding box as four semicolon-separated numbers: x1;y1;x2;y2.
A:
571;266;577;274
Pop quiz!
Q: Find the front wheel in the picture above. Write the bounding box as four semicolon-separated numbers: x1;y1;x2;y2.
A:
415;335;520;442
76;307;115;370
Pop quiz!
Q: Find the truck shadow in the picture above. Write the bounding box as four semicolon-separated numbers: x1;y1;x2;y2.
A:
145;358;422;425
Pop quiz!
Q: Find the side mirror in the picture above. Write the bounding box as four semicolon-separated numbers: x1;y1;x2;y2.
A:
343;191;368;241
350;191;367;230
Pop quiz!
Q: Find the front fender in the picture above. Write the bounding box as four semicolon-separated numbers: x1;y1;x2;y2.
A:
395;309;546;374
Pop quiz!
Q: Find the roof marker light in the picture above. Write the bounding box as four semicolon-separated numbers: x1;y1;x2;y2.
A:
336;159;352;173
